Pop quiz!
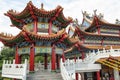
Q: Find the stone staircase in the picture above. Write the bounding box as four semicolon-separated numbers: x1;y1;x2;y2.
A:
27;70;63;80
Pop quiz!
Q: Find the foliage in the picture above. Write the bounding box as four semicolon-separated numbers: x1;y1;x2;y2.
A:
1;47;15;60
35;56;44;63
0;46;15;70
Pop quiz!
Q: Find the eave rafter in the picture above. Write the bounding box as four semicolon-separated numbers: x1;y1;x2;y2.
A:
22;31;33;42
52;33;68;45
4;13;25;24
75;27;84;40
28;2;37;20
58;19;73;28
49;7;63;22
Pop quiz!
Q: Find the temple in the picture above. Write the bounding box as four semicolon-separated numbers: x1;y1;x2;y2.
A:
0;1;120;80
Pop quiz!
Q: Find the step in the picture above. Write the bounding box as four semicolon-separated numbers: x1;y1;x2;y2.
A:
27;70;63;80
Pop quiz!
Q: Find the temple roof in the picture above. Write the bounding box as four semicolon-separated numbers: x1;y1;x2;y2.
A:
97;57;120;71
75;26;120;39
0;28;68;47
85;16;120;32
5;1;72;29
64;41;120;55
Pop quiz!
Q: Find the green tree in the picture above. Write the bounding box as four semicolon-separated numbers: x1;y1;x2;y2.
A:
1;46;15;60
0;46;15;69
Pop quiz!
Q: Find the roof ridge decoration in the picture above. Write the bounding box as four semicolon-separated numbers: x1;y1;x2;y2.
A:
0;32;13;38
4;1;72;29
82;10;105;23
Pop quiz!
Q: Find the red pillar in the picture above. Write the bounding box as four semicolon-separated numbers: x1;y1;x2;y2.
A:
81;51;85;60
15;46;20;64
48;22;52;34
34;19;38;34
119;30;120;37
19;55;22;64
96;71;100;80
56;54;60;69
62;52;65;62
44;54;48;69
101;39;104;45
51;44;56;71
76;73;78;80
14;46;20;80
98;27;100;35
74;55;76;62
29;43;35;71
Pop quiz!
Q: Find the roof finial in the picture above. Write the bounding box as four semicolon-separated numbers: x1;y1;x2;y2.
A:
41;3;44;10
93;9;97;16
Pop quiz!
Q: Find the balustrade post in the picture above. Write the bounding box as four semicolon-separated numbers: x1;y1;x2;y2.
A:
97;49;100;54
114;69;119;80
103;48;105;53
92;50;95;54
110;46;114;53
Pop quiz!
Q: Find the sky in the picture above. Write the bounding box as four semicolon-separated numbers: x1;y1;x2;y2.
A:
0;0;120;50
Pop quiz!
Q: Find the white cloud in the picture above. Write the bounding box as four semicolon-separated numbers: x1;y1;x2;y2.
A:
0;0;119;49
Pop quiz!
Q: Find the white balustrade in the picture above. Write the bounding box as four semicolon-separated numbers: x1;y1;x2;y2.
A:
60;59;74;80
60;47;120;80
83;46;120;63
75;62;101;72
60;58;101;80
2;59;28;80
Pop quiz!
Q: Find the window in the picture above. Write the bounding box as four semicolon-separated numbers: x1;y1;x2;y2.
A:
41;24;45;28
26;23;34;32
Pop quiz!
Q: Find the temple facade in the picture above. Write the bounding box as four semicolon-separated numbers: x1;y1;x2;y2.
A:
0;1;73;72
0;1;120;80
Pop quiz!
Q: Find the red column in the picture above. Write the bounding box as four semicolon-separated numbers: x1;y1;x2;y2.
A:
48;22;52;34
98;27;100;35
101;39;104;45
44;54;48;69
76;73;78;80
74;55;76;62
15;46;20;64
51;44;56;71
81;51;85;60
119;30;120;37
56;54;60;69
62;52;65;62
96;71;100;80
29;43;35;71
34;20;38;34
14;46;20;80
19;55;22;64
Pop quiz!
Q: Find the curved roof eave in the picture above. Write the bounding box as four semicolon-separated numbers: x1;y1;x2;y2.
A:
0;29;68;47
85;16;120;32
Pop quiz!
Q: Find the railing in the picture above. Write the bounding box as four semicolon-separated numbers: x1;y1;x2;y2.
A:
60;47;120;80
60;58;101;80
84;47;120;63
2;59;28;80
60;59;74;80
35;62;51;71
